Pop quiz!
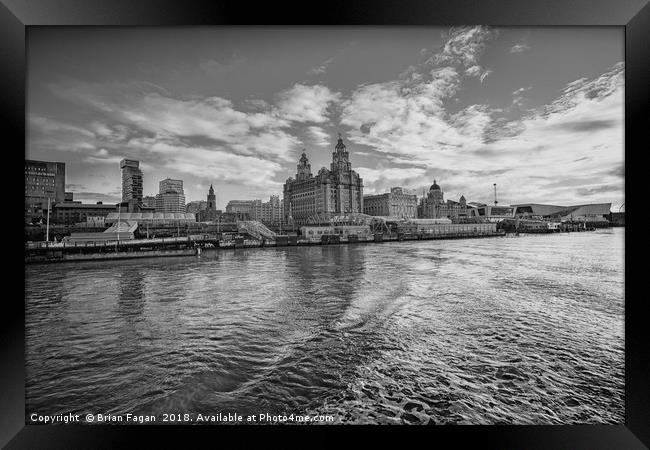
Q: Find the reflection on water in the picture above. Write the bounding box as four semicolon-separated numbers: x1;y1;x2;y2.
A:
25;229;624;424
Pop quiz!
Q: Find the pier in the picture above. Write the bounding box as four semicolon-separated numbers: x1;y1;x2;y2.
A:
25;227;506;264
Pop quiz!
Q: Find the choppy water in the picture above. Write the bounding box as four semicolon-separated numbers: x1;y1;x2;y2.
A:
25;229;625;424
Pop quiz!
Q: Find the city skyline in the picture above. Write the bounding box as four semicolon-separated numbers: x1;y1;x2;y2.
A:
27;26;624;210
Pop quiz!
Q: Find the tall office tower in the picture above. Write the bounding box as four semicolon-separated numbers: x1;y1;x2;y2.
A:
120;159;143;204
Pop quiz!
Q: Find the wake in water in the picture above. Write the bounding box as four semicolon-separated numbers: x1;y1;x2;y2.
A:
25;230;624;424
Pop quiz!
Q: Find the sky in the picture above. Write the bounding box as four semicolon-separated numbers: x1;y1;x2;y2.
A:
27;26;624;210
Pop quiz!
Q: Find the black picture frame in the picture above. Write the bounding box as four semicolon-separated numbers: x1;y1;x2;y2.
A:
3;0;647;447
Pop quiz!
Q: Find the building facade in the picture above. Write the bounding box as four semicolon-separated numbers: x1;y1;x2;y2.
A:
418;180;468;219
283;135;364;225
186;200;207;215
53;201;116;226
224;195;283;224
364;187;417;218
120;159;143;205
142;195;157;208
25;159;66;223
252;195;283;224
155;178;185;213
225;200;254;219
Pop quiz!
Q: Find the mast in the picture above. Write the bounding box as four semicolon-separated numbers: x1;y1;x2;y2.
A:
493;183;498;206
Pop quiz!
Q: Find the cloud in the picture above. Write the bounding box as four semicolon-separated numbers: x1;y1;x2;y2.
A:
124;136;286;194
275;83;341;123
306;126;331;147
341;48;624;206
479;69;492;83
35;79;316;200
510;43;531;53
512;86;532;107
198;54;246;75
71;191;122;203
356;166;428;194
307;57;335;75
431;26;498;68
29;28;623;209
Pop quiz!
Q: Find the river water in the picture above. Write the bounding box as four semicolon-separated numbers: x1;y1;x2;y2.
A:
25;228;625;424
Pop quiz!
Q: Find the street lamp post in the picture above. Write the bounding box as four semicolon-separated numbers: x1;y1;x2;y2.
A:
45;197;50;243
116;205;121;250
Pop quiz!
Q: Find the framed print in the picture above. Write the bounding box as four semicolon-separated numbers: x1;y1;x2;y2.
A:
3;0;648;447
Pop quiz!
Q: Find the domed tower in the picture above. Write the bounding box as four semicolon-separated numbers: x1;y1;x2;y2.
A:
207;184;216;211
331;133;351;173
296;150;312;181
428;179;444;204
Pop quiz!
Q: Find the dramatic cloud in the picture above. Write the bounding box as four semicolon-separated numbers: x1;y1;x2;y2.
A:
27;27;623;208
340;25;624;205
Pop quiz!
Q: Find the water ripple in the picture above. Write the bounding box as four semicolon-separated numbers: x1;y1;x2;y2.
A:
25;229;624;424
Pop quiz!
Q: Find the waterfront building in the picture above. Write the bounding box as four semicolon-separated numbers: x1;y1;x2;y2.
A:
25;159;66;223
53;201;116;226
226;200;254;219
467;204;516;222
120;159;143;205
511;203;611;223
283;134;364;226
418;180;468;219
218;211;246;222
142;195;156;208
253;195;283;225
186;200;207;215
224;195;283;224
364;187;417;218
155;178;185;213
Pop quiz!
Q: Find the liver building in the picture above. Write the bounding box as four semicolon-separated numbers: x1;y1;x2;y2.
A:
283;134;364;225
